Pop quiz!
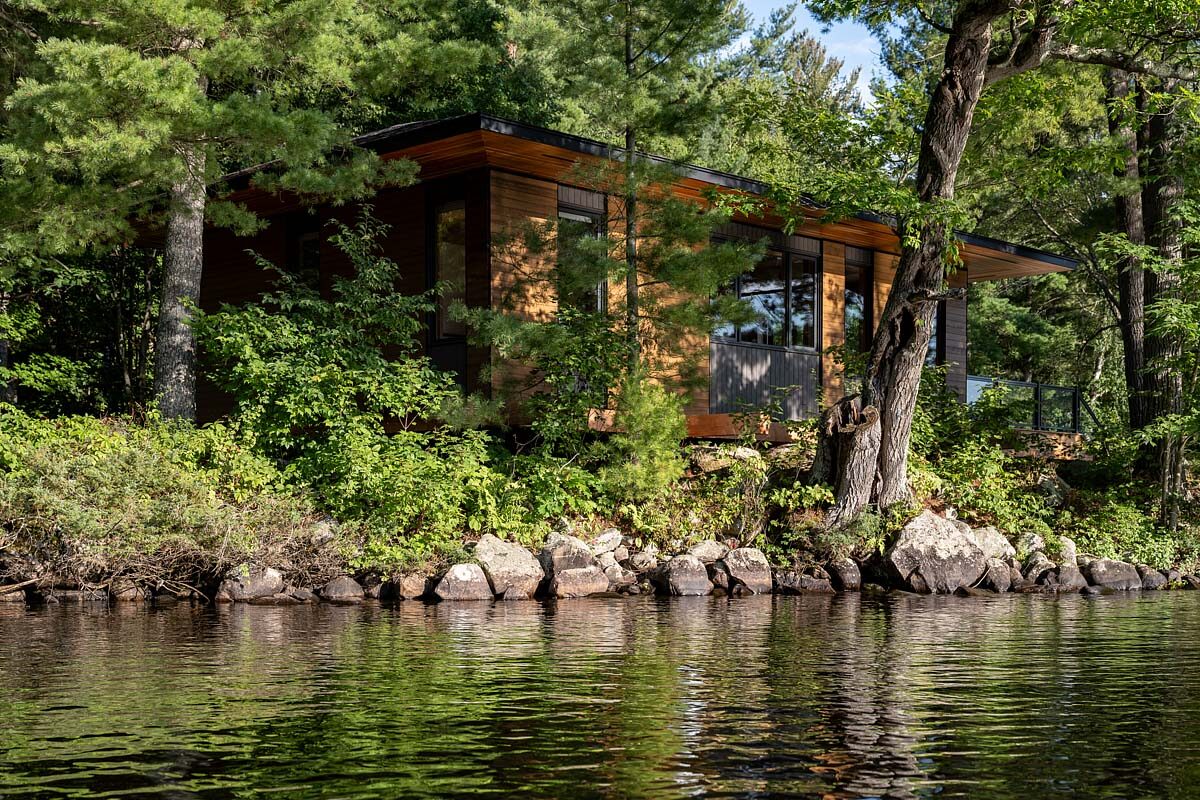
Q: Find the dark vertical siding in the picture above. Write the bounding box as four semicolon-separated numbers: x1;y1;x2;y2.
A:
944;271;968;398
708;341;821;419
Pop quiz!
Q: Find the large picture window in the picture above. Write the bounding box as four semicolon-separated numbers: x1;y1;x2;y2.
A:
715;246;819;350
434;199;467;339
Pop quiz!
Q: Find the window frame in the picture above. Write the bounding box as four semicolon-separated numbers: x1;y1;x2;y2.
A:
843;247;874;353
711;232;823;354
428;196;468;343
556;188;609;315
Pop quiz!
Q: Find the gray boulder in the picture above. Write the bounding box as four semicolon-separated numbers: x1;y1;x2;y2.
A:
1056;536;1078;566
828;558;861;591
687;540;729;565
603;563;636;589
1053;565;1088;592
1017;532;1046;556
550;564;610;598
1164;568;1182;584
656;554;713;596
290;587;317;603
1137;565;1168;591
971;526;1016;561
980;558;1012;593
612;545;630;563
217;566;284;602
538;533;596;574
434;564;495;601
718;548;773;594
884;510;987;594
1024;552;1057;584
320;576;365;603
590;529;624;556
628;551;658;572
1081;558;1142;591
474;534;544;598
392;574;430;600
775;569;835;594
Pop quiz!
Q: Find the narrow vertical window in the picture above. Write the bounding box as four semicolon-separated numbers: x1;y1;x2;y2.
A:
789;254;818;350
844;247;873;352
435;199;467;338
738;250;786;346
926;300;944;366
295;231;321;290
558;210;607;313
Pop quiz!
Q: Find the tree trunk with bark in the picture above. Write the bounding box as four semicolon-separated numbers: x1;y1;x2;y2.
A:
821;6;1001;525
153;141;207;421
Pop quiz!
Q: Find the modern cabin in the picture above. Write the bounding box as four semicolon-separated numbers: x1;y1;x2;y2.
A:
200;113;1079;438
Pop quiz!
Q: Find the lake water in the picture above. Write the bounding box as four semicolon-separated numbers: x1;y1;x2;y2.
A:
2;592;1199;799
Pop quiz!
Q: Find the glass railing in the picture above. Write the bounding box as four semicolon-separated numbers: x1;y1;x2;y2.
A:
966;375;1097;434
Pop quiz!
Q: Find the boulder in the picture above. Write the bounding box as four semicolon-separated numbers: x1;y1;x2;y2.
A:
1056;536;1078;566
1016;532;1046;556
628;551;658;572
1081;558;1142;591
603;563;636;589
827;558;861;592
1037;473;1071;507
1164;568;1182;585
1183;575;1200;590
971;526;1016;561
320;576;365;603
1024;552;1057;584
979;558;1012;593
474;534;544;598
884;510;987;594
708;563;731;592
498;586;530;601
289;587;317;603
775;569;835;594
392;574;430;600
597;551;618;570
109;579;147;602
434;564;494;601
589;529;624;556
217;566;284;602
550;564;610;598
538;533;596;574
656;554;713;596
613;545;630;563
1053;565;1088;593
1137;565;1168;591
718;547;773;594
687;540;729;564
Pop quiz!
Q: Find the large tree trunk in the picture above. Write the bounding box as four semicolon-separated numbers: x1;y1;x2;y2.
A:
823;7;1000;522
153;141;207;421
1139;85;1185;529
1105;70;1149;432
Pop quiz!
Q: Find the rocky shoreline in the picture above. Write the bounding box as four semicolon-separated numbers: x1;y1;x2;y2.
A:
3;509;1196;607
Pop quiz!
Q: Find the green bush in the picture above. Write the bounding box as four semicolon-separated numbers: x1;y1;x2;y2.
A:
0;407;338;592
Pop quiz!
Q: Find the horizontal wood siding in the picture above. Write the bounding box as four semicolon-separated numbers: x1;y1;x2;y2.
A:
945;270;968;397
708;341;820;419
821;241;846;403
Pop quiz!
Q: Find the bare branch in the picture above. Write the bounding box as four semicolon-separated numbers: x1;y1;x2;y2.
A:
1051;44;1200;81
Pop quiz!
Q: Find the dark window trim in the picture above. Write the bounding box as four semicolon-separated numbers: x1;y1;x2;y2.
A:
557;194;609;315
710;240;822;354
844;247;874;352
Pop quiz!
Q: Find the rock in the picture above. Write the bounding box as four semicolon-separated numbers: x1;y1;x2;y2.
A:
717;548;772;594
1137;565;1168;591
708;563;731;592
434;564;494;601
970;526;1016;561
499;586;531;601
550;564;610;598
979;558;1012;593
1016;532;1046;556
827;558;861;592
1008;564;1026;588
687;540;729;564
597;551;618;570
474;533;544;598
774;569;835;594
538;533;596;574
261;592;300;605
954;586;994;598
613;545;630;563
362;576;384;600
392;574;430;600
290;587;317;603
1081;558;1142;591
320;576;365;603
1082;584;1104;596
590;529;623;556
1024;552;1057;584
1056;536;1078;566
884;510;987;594
1054;565;1088;593
655;554;713;596
603;563;636;589
1164;568;1182;584
218;566;284;602
1037;472;1071;507
628;551;658;572
1183;575;1200;590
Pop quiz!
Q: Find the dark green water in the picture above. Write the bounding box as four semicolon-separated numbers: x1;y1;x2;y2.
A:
3;592;1200;799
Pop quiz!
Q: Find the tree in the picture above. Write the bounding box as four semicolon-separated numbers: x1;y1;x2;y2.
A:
784;0;1200;526
546;0;749;364
0;0;503;419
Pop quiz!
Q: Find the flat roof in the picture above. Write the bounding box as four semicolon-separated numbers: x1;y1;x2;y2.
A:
352;113;1077;273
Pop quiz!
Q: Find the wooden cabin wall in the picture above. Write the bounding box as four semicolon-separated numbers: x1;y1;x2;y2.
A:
944;270;968;398
821;242;847;402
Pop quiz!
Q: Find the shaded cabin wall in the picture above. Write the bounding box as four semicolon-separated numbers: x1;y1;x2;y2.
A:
821;242;847;400
944;270;968;398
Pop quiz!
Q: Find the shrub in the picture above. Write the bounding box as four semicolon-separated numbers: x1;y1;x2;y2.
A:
0;407;340;593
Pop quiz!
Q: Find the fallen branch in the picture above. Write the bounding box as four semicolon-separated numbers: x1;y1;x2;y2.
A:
0;579;38;596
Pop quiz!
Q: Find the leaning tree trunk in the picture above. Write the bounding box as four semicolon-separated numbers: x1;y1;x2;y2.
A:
821;8;999;526
1105;70;1149;432
153;141;207;421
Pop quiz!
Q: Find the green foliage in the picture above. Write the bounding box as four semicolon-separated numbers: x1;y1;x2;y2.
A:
0;406;339;590
600;372;688;506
